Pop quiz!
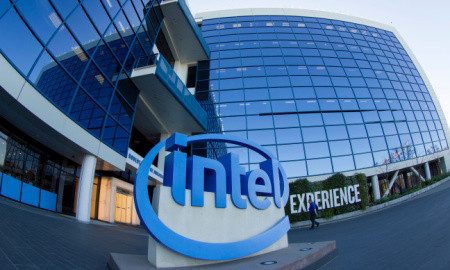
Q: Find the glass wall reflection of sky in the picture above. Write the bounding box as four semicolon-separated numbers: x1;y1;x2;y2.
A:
0;0;163;156
199;15;449;178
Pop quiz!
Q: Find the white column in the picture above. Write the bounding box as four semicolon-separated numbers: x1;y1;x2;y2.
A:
382;170;400;198
440;157;448;174
173;61;189;85
411;166;426;182
371;175;381;201
443;154;450;173
76;154;97;223
424;162;431;181
157;133;171;172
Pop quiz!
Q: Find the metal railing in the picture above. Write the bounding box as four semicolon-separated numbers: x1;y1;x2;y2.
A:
133;54;159;70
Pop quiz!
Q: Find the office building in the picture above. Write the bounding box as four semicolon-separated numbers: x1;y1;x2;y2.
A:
0;1;448;224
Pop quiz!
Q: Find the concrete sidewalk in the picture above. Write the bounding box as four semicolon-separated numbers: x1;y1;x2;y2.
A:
2;178;449;269
0;196;147;270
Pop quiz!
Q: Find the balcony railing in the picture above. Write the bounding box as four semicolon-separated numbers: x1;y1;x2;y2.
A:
133;54;159;70
132;54;207;130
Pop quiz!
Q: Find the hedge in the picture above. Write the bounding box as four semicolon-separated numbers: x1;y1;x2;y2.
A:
285;173;369;223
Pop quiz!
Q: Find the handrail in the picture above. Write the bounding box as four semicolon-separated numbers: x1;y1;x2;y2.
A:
133;54;159;70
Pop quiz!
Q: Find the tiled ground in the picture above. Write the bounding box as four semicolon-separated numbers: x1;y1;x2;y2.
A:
0;196;147;270
1;179;450;269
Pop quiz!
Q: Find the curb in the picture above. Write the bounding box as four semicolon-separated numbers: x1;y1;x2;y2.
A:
291;176;450;229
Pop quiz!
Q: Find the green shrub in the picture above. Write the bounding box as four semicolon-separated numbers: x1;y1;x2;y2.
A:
285;179;311;223
355;173;369;210
285;173;369;223
285;171;450;223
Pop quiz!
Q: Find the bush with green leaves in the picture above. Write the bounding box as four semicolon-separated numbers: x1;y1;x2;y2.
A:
285;173;369;223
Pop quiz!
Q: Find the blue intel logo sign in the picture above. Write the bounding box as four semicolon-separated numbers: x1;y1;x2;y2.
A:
134;133;290;260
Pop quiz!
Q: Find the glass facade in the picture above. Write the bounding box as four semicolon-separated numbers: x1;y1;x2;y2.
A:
0;0;164;156
199;15;449;178
0;116;79;213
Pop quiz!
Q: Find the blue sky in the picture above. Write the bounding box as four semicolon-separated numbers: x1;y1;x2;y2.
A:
188;0;450;126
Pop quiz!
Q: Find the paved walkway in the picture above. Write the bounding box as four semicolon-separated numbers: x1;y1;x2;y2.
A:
1;179;450;269
0;196;147;270
288;179;450;269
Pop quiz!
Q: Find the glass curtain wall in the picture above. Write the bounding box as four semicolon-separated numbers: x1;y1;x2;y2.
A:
199;15;448;178
0;0;164;156
0;120;79;213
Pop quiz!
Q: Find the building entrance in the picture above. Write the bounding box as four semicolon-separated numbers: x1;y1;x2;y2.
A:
114;190;133;224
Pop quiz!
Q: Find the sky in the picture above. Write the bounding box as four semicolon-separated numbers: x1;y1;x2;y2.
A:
187;0;450;126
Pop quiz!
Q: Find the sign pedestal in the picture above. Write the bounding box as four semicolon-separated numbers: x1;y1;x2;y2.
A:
109;241;337;270
147;186;288;268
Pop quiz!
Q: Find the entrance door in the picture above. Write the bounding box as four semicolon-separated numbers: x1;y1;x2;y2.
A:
115;190;133;224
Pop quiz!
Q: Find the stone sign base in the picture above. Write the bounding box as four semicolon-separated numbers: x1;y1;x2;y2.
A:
108;241;337;270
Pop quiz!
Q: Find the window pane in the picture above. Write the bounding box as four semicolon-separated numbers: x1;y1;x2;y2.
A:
329;140;352;156
247;115;273;129
281;161;307;178
307;158;332;175
332;156;355;172
347;124;367;138
326;125;348;140
276;128;302;144
248;129;275;145
83;1;111;35
221;116;246;131
354;153;374;169
305;142;329;159
299;113;323;126
70;90;106;138
0;9;43;75
16;0;59;44
102;116;129;155
277;144;304;161
34;51;77;113
274;114;299;128
302;127;326;142
66;7;100;47
47;25;87;81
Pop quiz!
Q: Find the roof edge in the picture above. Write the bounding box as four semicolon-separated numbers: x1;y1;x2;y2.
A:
195;8;395;32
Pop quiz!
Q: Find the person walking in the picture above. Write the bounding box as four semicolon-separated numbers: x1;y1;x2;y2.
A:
308;198;320;230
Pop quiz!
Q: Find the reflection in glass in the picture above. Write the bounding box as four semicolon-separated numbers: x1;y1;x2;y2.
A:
70;90;106;138
0;8;43;75
305;142;329;159
0;131;7;170
277;144;304;161
307;158;332;175
332;156;355;172
47;25;87;81
16;0;59;44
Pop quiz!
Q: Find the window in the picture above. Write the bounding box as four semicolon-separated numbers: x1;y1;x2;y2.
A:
332;156;355;172
326;125;348;140
186;65;197;88
305;142;329;159
307;158;332;175
278;144;304;161
0;8;43;75
276;128;302;143
329;140;352;156
302;127;326;142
